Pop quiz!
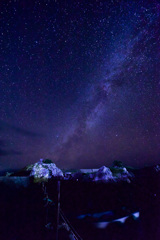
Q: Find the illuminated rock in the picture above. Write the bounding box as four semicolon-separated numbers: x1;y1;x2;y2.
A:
93;166;114;182
30;159;64;180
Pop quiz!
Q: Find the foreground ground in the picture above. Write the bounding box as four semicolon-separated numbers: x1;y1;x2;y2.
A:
0;166;160;240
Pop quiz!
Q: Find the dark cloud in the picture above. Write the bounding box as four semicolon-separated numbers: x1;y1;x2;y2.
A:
0;140;6;147
12;126;42;138
0;121;39;159
0;138;22;158
0;120;42;138
0;148;22;156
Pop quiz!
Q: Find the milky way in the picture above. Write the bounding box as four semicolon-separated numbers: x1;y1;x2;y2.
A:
0;0;160;170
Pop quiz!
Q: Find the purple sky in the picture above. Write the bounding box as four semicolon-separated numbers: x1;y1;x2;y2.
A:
0;0;160;171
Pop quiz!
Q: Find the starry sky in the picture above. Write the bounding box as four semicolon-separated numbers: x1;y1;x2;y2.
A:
0;0;160;171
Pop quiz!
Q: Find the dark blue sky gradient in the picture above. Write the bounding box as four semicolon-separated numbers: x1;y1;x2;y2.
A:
0;0;160;170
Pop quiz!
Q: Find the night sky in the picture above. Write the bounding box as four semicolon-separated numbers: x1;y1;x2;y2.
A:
0;0;160;171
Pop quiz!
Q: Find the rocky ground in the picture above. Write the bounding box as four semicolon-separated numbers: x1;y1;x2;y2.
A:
0;165;160;240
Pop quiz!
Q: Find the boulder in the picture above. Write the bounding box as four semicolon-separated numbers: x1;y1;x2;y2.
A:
30;159;63;181
92;166;114;182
